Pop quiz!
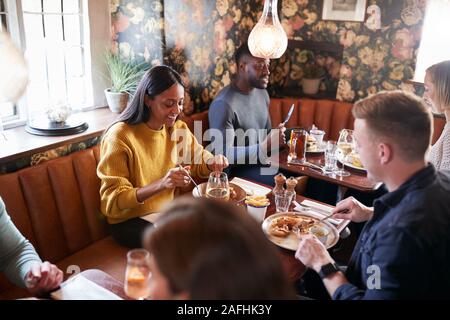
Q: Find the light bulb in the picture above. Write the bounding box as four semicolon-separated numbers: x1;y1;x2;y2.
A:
248;0;288;59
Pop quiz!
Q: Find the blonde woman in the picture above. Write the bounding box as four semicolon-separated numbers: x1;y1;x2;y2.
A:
424;60;450;170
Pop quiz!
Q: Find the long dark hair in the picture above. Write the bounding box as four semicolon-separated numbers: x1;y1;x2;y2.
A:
144;197;296;299
117;65;185;125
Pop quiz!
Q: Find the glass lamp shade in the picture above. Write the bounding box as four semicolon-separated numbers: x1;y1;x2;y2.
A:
248;0;288;59
0;30;28;103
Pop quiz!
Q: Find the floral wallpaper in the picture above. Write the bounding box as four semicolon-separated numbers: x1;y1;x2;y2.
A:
0;0;428;173
276;0;426;101
111;0;427;111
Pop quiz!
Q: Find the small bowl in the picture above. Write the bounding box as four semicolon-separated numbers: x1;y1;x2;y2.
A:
309;225;329;245
192;182;246;203
246;204;269;223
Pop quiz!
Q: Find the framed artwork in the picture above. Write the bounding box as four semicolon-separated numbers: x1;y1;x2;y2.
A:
322;0;367;22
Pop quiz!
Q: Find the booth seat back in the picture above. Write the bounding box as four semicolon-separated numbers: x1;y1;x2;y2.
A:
181;98;445;145
269;97;445;144
269;98;354;141
0;145;107;267
181;98;353;143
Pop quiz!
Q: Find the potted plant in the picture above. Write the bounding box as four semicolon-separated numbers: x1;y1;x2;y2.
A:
104;50;149;113
302;63;326;95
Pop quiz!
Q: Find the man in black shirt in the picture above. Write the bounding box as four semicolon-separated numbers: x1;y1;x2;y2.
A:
295;91;450;299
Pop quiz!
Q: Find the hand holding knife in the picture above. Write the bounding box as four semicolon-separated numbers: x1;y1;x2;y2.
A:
281;104;295;126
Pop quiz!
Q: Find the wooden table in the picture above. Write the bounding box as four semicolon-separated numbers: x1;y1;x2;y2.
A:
263;188;350;282
271;149;382;193
75;269;128;299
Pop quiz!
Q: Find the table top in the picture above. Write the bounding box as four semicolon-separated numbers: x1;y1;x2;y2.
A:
76;269;128;300
271;148;382;192
262;187;350;282
57;181;351;294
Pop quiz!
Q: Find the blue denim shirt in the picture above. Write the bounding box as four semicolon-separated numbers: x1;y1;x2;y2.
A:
333;165;450;300
0;197;41;287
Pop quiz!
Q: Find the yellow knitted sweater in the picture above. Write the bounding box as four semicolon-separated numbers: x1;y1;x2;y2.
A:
97;120;213;224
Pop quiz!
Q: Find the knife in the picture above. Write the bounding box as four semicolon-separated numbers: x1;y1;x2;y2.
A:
281;104;295;126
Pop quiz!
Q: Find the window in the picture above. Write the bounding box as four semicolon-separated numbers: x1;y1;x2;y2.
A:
21;0;87;119
1;0;110;129
414;0;450;83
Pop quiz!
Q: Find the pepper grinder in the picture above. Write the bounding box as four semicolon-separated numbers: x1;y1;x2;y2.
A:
273;173;286;195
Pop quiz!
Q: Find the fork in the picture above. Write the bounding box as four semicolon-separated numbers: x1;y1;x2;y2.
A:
178;164;201;195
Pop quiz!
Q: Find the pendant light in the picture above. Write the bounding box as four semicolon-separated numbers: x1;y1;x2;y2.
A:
248;0;288;59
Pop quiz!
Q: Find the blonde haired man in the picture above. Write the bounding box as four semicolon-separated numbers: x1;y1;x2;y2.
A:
295;91;450;299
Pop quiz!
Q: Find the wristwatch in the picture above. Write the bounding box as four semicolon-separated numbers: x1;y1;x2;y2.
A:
318;262;341;279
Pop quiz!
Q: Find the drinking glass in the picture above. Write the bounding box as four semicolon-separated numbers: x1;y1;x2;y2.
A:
323;141;338;174
287;128;308;164
124;249;151;300
275;192;293;213
206;171;230;201
335;129;353;177
309;128;325;146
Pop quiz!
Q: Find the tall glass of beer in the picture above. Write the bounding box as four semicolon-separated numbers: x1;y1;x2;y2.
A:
287;128;308;164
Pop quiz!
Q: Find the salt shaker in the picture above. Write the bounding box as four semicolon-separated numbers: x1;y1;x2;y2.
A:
286;177;298;201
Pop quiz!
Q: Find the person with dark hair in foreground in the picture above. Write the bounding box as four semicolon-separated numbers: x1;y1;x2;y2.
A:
144;197;296;299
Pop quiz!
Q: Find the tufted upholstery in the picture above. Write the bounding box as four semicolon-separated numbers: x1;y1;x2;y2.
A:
183;98;355;143
0;145;128;299
269;98;353;141
183;99;445;145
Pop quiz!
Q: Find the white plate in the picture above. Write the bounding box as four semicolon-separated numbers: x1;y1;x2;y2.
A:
306;142;326;154
336;152;367;172
262;212;339;251
340;160;367;172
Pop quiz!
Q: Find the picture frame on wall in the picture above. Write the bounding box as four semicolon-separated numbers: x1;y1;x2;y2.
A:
322;0;367;22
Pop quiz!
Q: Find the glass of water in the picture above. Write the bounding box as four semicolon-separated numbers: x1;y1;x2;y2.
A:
323;141;338;174
275;192;293;213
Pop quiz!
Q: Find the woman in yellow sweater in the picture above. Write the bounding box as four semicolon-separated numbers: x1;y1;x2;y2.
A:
97;65;228;247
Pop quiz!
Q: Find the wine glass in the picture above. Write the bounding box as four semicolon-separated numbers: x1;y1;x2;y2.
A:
335;129;354;177
124;249;151;300
206;171;230;201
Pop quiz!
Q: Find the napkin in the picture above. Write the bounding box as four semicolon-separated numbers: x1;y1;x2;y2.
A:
230;177;272;196
50;275;123;300
294;199;343;225
140;212;163;224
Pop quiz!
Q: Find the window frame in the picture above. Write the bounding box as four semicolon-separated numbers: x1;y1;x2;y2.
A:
1;0;110;130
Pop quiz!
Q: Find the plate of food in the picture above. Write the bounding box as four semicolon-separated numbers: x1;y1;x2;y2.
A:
338;152;366;172
192;182;247;203
262;212;339;250
306;135;326;154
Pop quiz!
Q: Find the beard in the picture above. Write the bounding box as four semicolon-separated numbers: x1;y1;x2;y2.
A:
249;76;269;89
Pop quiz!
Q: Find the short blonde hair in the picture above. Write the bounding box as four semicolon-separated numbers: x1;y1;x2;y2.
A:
427;60;450;110
352;90;432;161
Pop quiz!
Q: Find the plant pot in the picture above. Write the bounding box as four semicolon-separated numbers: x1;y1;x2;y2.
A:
302;78;321;95
104;89;129;113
